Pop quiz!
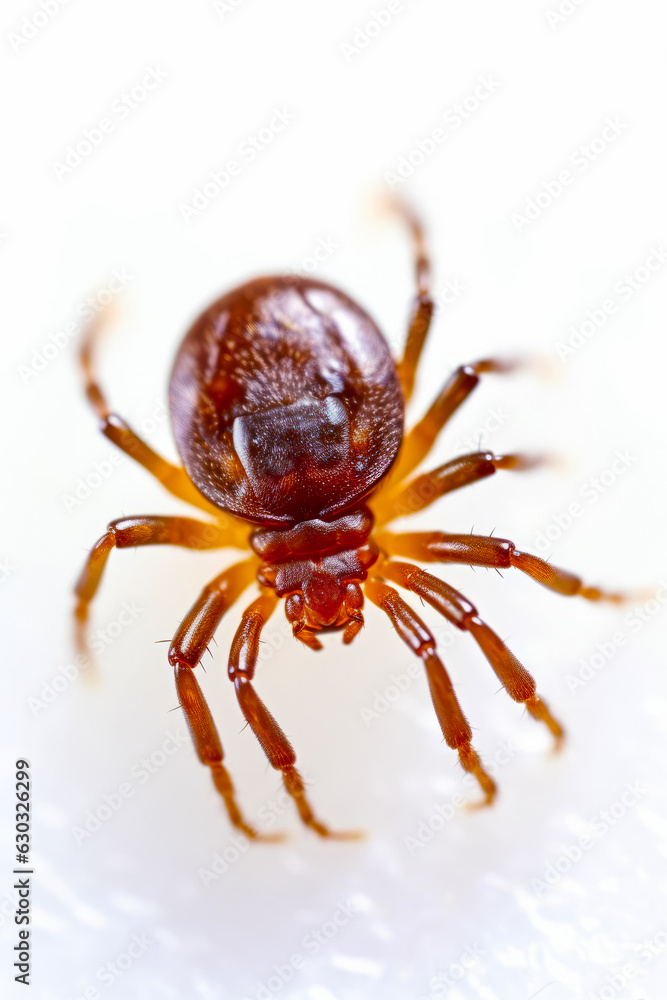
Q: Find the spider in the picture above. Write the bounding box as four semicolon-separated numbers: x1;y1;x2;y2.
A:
74;200;624;840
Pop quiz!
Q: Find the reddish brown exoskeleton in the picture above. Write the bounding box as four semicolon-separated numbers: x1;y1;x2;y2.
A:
74;201;625;839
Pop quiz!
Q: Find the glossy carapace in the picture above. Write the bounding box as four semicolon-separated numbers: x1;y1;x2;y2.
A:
169;275;404;526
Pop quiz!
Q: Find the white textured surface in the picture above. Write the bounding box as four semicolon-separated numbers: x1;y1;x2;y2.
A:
2;2;666;998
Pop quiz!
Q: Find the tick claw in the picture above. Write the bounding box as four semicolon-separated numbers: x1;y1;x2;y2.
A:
251;830;288;844
313;825;364;840
465;796;494;813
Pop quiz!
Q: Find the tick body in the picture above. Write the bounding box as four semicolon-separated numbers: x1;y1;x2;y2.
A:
75;201;625;839
168;275;401;642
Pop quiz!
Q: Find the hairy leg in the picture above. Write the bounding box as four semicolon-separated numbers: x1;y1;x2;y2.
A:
365;577;496;805
392;199;434;403
378;560;563;744
377;530;625;603
372;450;542;526
229;591;360;837
74;515;250;655
169;559;279;840
80;311;227;516
386;358;524;490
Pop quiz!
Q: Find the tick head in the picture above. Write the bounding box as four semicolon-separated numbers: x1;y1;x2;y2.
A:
303;573;345;627
285;577;364;646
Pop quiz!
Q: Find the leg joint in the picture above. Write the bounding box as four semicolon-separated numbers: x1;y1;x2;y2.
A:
228;664;252;682
168;649;196;669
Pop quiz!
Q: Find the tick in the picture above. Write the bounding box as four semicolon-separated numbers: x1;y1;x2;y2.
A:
74;200;624;839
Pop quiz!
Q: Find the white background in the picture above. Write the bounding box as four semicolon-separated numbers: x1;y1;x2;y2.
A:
1;1;666;998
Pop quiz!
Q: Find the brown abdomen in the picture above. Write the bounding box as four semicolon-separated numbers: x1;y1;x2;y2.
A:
169;276;404;526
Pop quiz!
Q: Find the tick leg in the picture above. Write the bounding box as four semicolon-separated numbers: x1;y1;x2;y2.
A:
378;560;563;745
169;562;280;840
392;199;434;404
80;312;224;516
373;450;542;526
376;531;626;603
74;515;251;656
175;666;273;841
229;591;360;838
386;359;524;490
364;577;496;805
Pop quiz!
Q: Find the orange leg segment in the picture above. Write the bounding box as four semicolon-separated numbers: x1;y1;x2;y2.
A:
80;312;228;517
373;451;543;526
393;199;434;404
168;559;278;839
228;591;360;838
74;515;250;655
377;531;626;603
386;358;523;489
378;560;563;745
175;664;277;841
364;577;496;805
